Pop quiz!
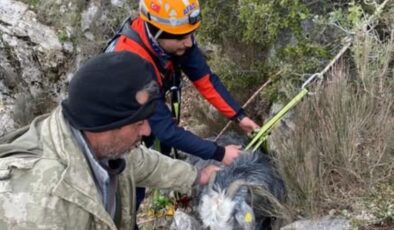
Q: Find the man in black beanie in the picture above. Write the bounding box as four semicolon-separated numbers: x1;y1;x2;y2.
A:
0;51;219;229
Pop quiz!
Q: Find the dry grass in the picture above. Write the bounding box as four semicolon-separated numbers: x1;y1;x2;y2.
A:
138;7;394;229
270;22;394;227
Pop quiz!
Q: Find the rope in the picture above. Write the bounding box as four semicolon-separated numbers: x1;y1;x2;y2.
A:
242;0;391;151
215;79;272;141
301;0;390;89
245;88;309;151
302;37;353;89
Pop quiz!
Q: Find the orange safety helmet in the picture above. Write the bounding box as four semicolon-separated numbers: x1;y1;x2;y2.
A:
139;0;202;35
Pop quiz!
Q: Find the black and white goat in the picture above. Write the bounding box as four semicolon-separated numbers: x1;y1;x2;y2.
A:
194;133;287;230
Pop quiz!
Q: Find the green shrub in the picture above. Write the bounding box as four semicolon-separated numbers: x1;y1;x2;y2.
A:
197;1;382;103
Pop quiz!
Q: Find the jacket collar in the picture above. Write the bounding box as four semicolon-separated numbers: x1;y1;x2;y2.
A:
45;107;117;229
131;17;157;56
131;17;172;67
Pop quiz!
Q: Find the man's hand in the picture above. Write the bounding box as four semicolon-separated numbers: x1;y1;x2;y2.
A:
238;117;260;136
221;144;242;165
198;165;221;185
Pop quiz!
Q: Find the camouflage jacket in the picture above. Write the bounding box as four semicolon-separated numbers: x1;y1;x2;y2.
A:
0;107;197;229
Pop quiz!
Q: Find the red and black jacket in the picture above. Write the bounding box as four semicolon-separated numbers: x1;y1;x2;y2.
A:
106;17;245;161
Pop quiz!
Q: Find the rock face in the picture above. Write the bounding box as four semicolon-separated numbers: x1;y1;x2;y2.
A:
1;0;63;135
280;216;350;230
0;0;137;135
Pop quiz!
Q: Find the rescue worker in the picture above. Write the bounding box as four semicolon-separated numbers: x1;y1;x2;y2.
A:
106;0;260;167
105;0;260;218
0;52;219;229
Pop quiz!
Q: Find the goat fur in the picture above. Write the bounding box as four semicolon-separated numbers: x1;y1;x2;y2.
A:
196;132;287;230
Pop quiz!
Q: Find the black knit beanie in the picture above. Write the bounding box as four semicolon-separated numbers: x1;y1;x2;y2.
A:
62;51;159;132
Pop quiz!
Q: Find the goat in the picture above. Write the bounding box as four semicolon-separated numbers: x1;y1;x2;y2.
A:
196;133;287;230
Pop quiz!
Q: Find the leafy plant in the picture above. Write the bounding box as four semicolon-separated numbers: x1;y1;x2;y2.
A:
151;190;173;211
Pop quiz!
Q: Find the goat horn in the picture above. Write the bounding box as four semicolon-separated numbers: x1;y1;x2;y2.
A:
226;179;249;198
207;171;217;189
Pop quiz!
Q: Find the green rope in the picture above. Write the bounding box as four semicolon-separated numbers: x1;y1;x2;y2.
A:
245;88;309;151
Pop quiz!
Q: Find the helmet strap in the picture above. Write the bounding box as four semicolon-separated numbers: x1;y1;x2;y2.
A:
154;29;163;40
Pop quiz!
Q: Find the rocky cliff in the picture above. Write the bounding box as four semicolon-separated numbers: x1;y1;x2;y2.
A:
0;0;137;135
